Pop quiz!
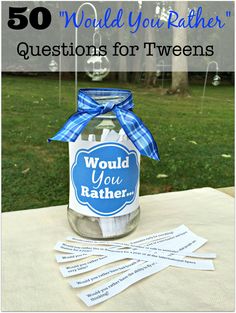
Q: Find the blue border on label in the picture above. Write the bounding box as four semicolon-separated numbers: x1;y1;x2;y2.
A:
71;142;139;216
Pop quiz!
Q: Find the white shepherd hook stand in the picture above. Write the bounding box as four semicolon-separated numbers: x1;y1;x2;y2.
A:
48;3;62;108
156;59;165;89
200;61;221;114
74;2;111;108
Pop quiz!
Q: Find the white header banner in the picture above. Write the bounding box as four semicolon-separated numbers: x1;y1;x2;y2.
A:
2;1;234;72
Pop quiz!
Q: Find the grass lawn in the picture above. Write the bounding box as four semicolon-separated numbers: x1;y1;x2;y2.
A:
2;75;234;212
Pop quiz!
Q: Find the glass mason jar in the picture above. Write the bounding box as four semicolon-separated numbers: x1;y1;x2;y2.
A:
67;96;140;239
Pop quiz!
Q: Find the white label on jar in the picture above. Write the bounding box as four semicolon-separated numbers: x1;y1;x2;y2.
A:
69;140;140;217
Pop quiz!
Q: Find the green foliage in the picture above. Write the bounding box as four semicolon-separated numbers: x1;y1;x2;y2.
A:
2;76;234;212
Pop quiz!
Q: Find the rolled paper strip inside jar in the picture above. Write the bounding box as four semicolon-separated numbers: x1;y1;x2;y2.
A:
48;88;160;239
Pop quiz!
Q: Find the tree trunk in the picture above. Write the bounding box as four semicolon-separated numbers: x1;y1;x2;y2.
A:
144;72;156;87
108;72;117;81
131;25;142;84
130;72;141;84
118;71;128;83
143;3;156;87
171;72;189;93
118;2;128;83
171;1;189;95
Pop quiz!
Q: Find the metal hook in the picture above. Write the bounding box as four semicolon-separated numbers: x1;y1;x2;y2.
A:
93;31;102;47
75;3;98;109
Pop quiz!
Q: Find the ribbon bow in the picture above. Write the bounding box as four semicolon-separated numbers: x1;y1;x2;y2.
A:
48;88;160;160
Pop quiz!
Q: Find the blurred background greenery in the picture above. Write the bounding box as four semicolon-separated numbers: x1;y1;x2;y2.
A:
2;74;234;212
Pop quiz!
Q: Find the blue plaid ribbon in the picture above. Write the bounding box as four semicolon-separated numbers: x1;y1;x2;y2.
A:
48;88;160;160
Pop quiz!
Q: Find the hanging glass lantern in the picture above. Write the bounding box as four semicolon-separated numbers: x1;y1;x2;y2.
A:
160;7;170;22
156;69;161;77
138;0;142;10
85;32;110;81
156;60;164;78
84;52;110;81
155;4;161;15
212;74;221;86
49;59;58;72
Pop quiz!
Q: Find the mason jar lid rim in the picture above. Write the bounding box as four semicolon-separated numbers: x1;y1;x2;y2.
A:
95;115;116;119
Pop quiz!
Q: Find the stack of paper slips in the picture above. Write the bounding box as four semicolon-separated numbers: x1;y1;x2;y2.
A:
54;224;216;306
